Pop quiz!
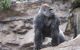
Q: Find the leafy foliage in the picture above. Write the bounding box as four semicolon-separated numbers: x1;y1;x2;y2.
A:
0;0;11;11
72;0;80;10
74;0;80;3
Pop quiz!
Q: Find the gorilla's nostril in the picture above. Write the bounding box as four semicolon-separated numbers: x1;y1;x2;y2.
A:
50;9;53;10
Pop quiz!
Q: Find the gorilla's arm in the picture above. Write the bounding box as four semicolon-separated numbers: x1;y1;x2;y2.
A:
34;15;44;50
34;15;44;29
51;17;60;46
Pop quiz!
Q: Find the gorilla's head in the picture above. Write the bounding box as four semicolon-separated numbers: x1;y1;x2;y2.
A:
38;4;54;17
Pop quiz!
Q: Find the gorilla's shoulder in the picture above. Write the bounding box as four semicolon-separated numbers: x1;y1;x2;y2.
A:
35;14;45;21
34;14;45;24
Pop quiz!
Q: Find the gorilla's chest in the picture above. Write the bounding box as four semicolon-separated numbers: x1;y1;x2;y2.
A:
42;26;51;37
42;18;55;36
44;18;52;26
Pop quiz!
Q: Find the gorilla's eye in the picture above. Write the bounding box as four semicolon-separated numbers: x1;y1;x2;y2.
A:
43;9;46;11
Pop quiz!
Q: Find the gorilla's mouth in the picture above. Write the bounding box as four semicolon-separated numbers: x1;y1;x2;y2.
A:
47;14;55;18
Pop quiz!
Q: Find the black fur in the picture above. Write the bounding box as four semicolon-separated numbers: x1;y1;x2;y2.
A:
34;4;65;50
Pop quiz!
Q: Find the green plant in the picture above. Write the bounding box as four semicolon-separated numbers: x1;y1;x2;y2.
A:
73;0;80;4
0;0;11;11
72;0;80;10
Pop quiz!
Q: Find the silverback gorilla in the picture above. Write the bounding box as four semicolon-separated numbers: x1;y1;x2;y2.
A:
34;4;65;50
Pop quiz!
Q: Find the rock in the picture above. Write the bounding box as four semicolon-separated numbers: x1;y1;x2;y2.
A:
41;34;80;50
11;21;24;29
20;29;34;46
51;2;71;18
13;29;28;34
0;16;33;46
73;8;80;35
59;22;68;32
9;21;28;34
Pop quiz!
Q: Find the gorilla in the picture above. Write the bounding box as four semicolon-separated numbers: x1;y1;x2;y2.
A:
33;4;65;50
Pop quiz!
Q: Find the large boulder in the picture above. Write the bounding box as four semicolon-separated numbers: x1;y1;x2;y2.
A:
41;34;80;50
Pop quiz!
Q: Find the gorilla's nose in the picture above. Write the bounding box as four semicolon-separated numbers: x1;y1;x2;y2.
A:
50;8;53;10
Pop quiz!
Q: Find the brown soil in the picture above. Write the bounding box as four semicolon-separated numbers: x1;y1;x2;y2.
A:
0;9;29;20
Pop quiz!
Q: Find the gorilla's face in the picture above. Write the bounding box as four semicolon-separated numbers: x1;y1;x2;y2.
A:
43;7;53;17
39;5;53;17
